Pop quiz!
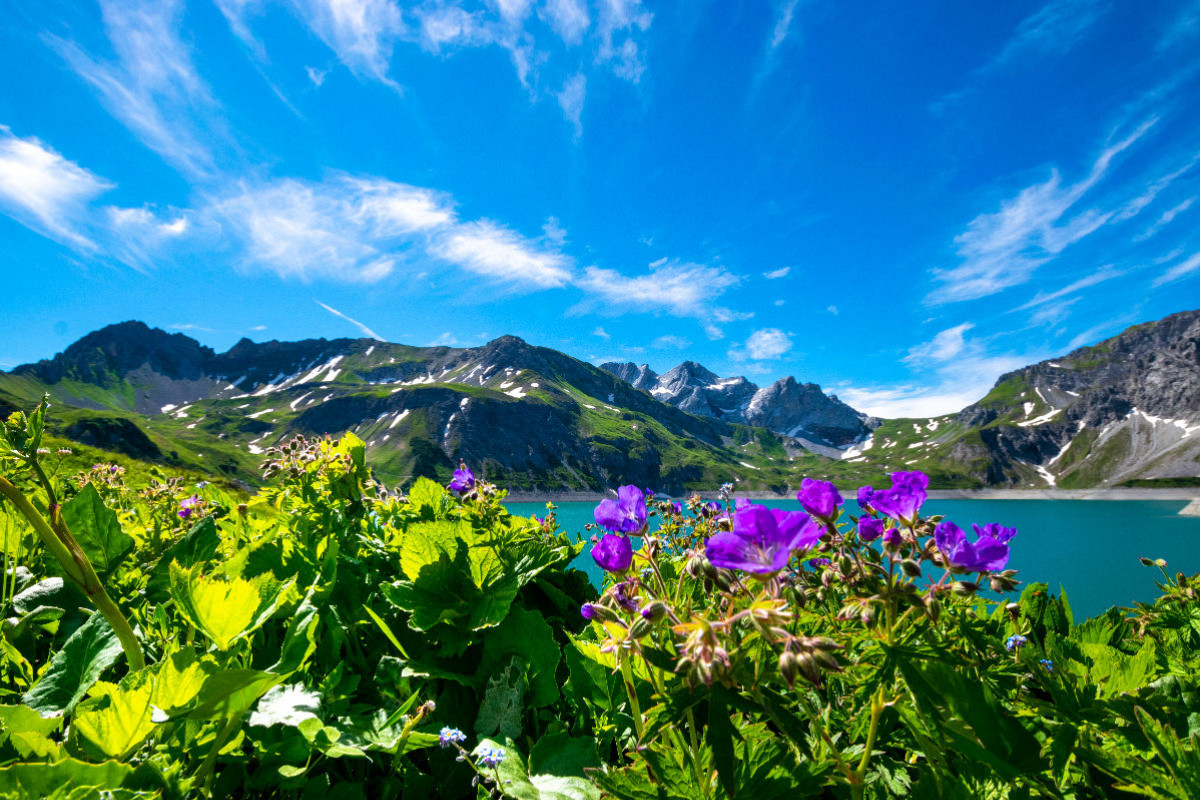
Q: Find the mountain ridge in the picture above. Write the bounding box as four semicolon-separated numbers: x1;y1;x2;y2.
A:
2;309;1198;492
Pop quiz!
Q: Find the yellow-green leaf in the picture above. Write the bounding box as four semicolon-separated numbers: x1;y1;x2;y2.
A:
169;562;284;650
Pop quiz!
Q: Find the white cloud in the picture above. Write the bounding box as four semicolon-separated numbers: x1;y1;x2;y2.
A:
730;328;792;361
306;66;329;86
1013;266;1121;311
0;126;114;247
293;0;404;84
575;259;740;321
928;119;1155;304
768;0;799;50
905;323;974;363
316;300;386;340
51;0;224;178
540;0;589;44
434;220;572;288
1028;297;1079;326
826;305;838;315
557;73;587;137
652;334;690;349
431;332;460;346
596;0;653;83
591;326;610;339
170;323;214;332
250;325;268;331
763;266;790;279
1136;196;1197;241
1152;251;1200;288
773;299;785;306
543;216;567;244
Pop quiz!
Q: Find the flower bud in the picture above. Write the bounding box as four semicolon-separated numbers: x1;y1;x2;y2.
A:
952;581;979;597
640;601;668;622
580;603;621;623
926;596;941;622
628;617;653;640
837;554;854;575
901;559;923;578
779;650;801;689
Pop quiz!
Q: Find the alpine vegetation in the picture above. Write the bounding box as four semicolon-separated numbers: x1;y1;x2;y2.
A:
0;396;1196;798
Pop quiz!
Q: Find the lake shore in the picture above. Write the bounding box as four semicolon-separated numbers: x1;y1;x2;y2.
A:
504;487;1200;502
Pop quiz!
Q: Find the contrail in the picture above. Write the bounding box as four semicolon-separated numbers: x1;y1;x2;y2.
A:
315;301;385;341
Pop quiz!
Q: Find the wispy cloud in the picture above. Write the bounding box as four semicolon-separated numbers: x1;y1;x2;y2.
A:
0;126;114;248
768;0;800;51
540;0;589;44
1136;196;1197;241
652;334;690;349
843;325;1039;417
434;220;572;288
1151;251;1200;288
591;326;610;339
1066;313;1138;350
596;0;653;83
762;266;790;279
928;119;1155;304
729;328;792;361
575;259;740;321
1012;266;1122;311
430;331;460;346
316;300;385;340
170;323;214;333
557;73;587;138
51;0;226;178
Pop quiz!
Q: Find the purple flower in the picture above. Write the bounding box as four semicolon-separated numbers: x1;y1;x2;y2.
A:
934;520;1011;572
613;581;639;611
177;496;201;520
891;470;929;491
798;479;842;521
808;557;831;568
857;486;876;513
705;504;820;574
883;527;902;546
858;516;885;542
703;501;722;517
972;523;1018;544
870;471;929;527
447;464;475;494
591;533;633;573
734;498;751;510
594;486;648;533
580;603;598;620
671;501;683;515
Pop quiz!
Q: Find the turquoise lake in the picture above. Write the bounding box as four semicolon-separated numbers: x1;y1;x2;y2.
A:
506;498;1200;620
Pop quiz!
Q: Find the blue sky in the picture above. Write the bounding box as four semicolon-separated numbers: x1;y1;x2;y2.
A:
1;0;1198;417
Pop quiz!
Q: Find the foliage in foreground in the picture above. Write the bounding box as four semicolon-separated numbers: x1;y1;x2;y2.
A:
0;398;1197;798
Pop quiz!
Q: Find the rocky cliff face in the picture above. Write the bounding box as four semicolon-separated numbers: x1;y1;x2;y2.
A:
946;309;1200;487
600;360;873;447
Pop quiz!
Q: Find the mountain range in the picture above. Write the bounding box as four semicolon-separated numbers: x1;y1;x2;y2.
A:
1;308;1197;493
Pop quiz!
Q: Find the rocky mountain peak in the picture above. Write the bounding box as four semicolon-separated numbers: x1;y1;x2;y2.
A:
14;321;215;386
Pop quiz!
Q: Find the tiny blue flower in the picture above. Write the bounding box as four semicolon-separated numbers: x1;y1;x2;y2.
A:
1039;659;1054;672
438;727;467;748
1005;634;1028;652
477;745;506;767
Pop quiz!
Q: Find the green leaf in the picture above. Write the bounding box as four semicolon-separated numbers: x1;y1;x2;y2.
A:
60;484;133;578
476;657;526;740
169;561;286;650
72;673;156;760
479;608;561;709
382;548;518;635
0;704;63;759
406;478;448;517
22;611;123;716
250;684;322;728
0;758;140;800
187;669;283;721
706;686;740;799
146;516;220;601
398;520;469;580
270;580;322;674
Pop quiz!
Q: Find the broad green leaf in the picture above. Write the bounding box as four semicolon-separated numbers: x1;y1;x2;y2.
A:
146;516;220;601
72;673;156;760
250;684;321;728
528;732;601;780
479;608;560;708
706;685;740;798
398;520;468;580
564;636;617;715
0;704;63;758
12;578;85;616
169;561;285;650
270;581;321;675
476;657;526;740
0;758;140;800
382;548;519;635
22;611;123;717
148;648;214;718
405;477;447;516
61;483;133;577
187;668;282;721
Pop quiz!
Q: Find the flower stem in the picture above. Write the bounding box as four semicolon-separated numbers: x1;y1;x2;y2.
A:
618;656;645;742
0;476;144;670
